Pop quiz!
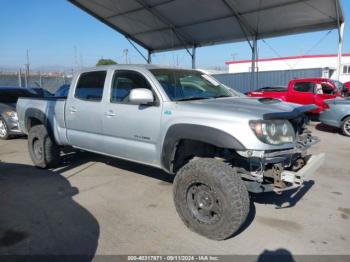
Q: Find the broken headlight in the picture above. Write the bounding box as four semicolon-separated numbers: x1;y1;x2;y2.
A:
249;120;295;145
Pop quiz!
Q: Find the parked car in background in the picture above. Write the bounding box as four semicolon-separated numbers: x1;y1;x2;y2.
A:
17;65;324;240
331;80;344;91
0;87;41;139
342;81;350;97
31;87;53;97
54;84;70;98
247;78;339;114
320;98;350;136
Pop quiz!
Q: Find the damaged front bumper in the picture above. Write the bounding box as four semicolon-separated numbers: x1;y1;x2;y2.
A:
238;133;324;193
244;153;325;193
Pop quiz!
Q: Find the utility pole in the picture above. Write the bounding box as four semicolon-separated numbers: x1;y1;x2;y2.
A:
123;49;129;64
18;69;22;87
74;46;78;71
25;49;30;88
231;53;238;61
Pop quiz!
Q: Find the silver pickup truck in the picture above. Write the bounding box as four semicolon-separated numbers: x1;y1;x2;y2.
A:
17;65;324;240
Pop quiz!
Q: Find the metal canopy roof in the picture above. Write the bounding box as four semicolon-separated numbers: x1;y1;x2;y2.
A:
68;0;344;53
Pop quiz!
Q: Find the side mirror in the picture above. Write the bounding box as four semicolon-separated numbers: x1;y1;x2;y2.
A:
129;88;154;105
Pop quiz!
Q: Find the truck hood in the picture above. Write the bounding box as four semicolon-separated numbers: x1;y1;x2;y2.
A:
176;97;316;120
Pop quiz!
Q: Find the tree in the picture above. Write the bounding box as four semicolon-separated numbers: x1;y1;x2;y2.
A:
96;58;117;66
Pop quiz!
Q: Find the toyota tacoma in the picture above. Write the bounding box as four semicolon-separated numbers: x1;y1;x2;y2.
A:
17;65;324;240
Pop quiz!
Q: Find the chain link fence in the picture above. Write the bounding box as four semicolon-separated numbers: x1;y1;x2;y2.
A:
0;72;72;93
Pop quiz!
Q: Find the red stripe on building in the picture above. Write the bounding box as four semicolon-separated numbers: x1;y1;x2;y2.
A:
225;53;350;65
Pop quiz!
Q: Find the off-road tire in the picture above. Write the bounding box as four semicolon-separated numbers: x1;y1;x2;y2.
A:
28;125;61;168
341;116;350;137
173;157;250;240
0;117;10;140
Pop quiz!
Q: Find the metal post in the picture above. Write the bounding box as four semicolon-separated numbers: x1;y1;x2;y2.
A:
191;46;196;69
147;50;152;64
18;69;22;87
250;37;257;91
39;71;43;88
24;70;28;88
336;22;345;81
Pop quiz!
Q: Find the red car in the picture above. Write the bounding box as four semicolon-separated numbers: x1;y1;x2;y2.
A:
342;81;350;97
247;78;339;114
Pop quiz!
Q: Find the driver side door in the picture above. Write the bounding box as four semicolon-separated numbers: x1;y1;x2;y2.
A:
102;70;162;166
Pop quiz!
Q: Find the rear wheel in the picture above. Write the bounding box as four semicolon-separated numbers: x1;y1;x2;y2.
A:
173;158;250;240
0;118;9;140
341;116;350;137
28;125;61;168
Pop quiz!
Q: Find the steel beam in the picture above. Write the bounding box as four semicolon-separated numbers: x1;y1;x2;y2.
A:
250;37;258;91
192;46;196;69
148;50;152;64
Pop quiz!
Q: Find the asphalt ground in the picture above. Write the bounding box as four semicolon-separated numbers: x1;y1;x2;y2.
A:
0;122;349;259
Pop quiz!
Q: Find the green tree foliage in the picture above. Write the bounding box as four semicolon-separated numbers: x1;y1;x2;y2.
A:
96;58;117;66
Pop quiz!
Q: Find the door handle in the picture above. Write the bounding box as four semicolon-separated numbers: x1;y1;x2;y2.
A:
69;106;77;113
105;110;116;117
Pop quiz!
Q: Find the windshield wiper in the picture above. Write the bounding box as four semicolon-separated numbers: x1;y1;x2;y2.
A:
213;95;231;99
175;97;210;101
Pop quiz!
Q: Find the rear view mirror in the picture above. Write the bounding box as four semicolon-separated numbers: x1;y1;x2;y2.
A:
129;88;154;105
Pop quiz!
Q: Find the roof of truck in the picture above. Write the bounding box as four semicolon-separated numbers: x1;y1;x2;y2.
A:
78;64;200;72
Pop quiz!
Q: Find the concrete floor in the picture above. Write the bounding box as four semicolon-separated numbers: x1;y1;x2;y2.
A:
0;122;349;257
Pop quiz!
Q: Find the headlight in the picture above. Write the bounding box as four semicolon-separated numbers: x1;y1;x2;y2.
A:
4;111;18;121
249;120;295;145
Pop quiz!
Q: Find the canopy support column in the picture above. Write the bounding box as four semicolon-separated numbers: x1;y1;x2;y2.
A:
250;37;258;91
147;50;152;64
191;46;196;69
336;22;345;81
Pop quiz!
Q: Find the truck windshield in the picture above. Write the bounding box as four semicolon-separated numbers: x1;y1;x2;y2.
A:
150;69;233;101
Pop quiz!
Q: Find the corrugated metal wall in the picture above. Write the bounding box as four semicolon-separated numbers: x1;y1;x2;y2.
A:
213;68;323;93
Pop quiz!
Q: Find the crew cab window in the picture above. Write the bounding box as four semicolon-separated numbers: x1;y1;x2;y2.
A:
294;82;315;93
75;71;107;101
111;70;153;103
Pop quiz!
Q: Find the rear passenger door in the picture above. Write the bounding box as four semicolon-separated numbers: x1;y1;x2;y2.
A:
102;70;162;166
65;70;107;152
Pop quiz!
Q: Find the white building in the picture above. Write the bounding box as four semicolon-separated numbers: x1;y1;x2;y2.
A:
225;54;350;83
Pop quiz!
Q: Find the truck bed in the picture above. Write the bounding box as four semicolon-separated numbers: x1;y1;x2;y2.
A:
16;97;68;145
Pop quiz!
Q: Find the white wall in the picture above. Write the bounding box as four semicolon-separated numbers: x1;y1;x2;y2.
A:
226;54;350;83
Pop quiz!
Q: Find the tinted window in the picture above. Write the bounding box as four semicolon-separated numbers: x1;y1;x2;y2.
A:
75;71;106;101
294;82;315;93
111;70;152;103
0;89;38;103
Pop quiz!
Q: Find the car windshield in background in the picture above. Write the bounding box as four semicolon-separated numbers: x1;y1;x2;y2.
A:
150;69;233;101
0;89;39;104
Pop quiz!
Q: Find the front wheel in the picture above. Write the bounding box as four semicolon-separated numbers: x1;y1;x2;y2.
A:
0;118;9;140
173;158;250;240
28;125;61;168
341;116;350;137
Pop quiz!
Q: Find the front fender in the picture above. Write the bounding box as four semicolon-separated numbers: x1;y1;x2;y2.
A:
161;124;245;173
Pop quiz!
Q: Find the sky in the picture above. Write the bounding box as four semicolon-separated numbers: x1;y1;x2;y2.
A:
0;0;349;71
